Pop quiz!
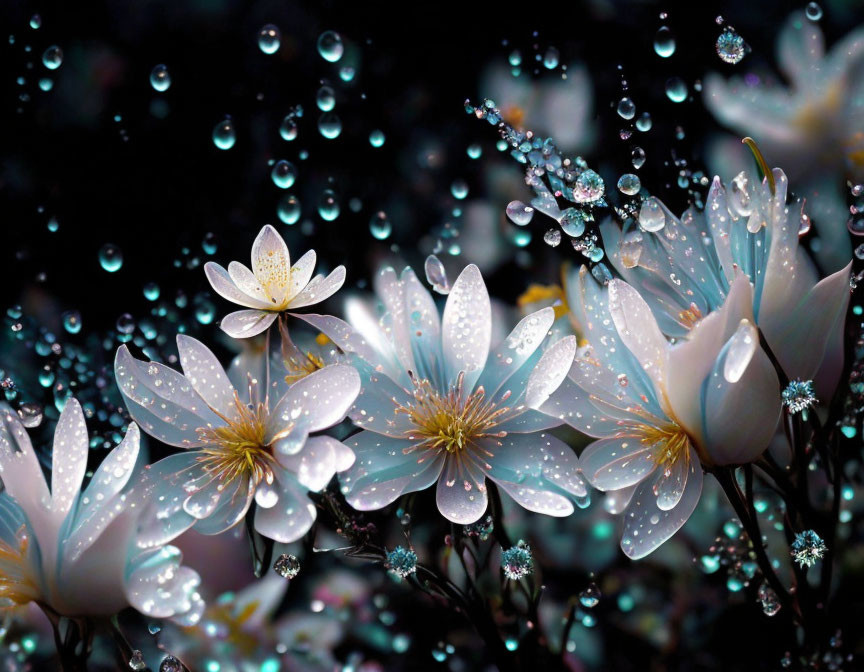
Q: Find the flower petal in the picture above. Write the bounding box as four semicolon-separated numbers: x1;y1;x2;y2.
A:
441;264;491;389
436;455;488;524
524;335;577;409
51;398;89;516
607;280;668;392
0;404;50;510
287;249;317;301
176;335;240;421
253;468;317;543
126;545;204;621
252;224;291;304
220;309;278;339
288;266;346;309
580;436;656;491
204;262;272;309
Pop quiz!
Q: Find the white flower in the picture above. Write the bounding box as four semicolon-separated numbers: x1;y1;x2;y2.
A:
599;167;851;402
114;335;359;543
548;270;781;558
204;224;346;338
704;10;864;269
294;264;584;524
0;399;203;623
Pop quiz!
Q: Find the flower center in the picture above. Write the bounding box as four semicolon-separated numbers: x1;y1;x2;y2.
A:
0;526;39;608
396;372;511;454
284;350;325;385
678;303;704;330
196;392;278;486
633;421;691;473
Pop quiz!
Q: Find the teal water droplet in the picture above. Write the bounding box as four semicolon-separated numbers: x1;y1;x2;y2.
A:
617;97;636;120
47;216;59;232
42;45;63;70
543;46;559;69
317;112;342;139
466;143;482;159
30;14;42;29
508;49;522;67
271;160;297;189
143;282;160;301
506;200;534;226
369;129;385;147
316;85;335;112
339;66;355;82
195;300;215;325
277;194;301;225
212;118;236;150
636;112;652;132
617;173;641;195
38;77;53;91
805;2;822;21
450;179;468;200
62;310;82;334
317;31;344;62
560;209;587;237
116;313;136;335
99;244;123;272
279;116;298;142
654;26;675;57
150;64;171;92
369;211;392;240
664;77;688;103
318;189;340;221
716;29;746;64
202;232;217;255
257;24;281;54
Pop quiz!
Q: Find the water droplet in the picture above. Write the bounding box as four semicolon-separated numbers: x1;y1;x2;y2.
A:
30;14;42;30
317;31;344;62
159;655;186;672
271;160;297;189
42;45;63;70
572;169;605;203
277;194;301;225
257;24;281;54
466;143;482;159
543;228;562;247
316;85;335;112
654;26;676;58
758;582;782;616
369;211;392;240
579;583;602;608
339;66;355;82
617;97;636;120
128;650;146;670
617;173;641;196
425;254;450;294
318;112;342;139
273;553;301;579
279;116;298;141
631;146;646;169
716;29;746;64
636;112;652;132
508;49;522;67
62;310;82;334
543;46;560;69
805;2;823;21
150;64;171;92
318;189;340;221
369;129;386;147
143;282;160;301
116;314;136;335
723;320;756;383
506;200;534;226
665;77;688;103
855;243;864;260
450;179;469;200
99;244;123;272
18;402;43;429
638;197;666;232
212;118;236;150
619;230;644;268
560;209;587;237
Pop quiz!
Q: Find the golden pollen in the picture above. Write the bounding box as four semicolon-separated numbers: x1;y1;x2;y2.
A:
395;372;511;455
284;350;325;385
678;303;704;330
0;526;39;607
624;420;692;474
196;392;278;486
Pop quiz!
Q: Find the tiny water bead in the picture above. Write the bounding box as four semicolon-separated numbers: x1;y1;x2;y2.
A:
129;650;146;671
369;211;392;240
560;209;588;237
30;14;42;29
99;244;123;272
501;540;533;580
339;66;355;82
466;143;482;159
424;254;450;294
636;112;652;132
39;78;53;91
654;26;676;58
506;200;534;226
572;169;605;203
579;583;602;608
318;189;340;221
543;46;560;69
149;64;171;92
665;77;688;103
279;115;298;141
257;24;281;54
369;129;386;147
508;49;522;67
42;45;63;70
543;228;562;247
316;85;335;112
716;29;746;65
116;313;136;334
317;30;344;62
62;310;82;334
318;112;342;139
450;179;469;200
212;118;236;150
805;2;823;21
143;282;160;300
273;553;301;579
639;196;666;231
631;146;646;169
270;160;297;189
277;194;301;225
616;97;636;120
617;173;641;196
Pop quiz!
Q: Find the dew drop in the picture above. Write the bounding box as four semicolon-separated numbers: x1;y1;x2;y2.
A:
273;553;301;579
543;46;560;69
42;45;63;70
616;97;636;120
579;583;602;608
270;160;297;189
317;31;344;63
369;129;386;147
543;228;562;247
716;29;746;64
638;197;666;232
99;244;123;272
424;254;450;294
654;26;676;58
805;2;823;21
316;85;335;112
572;170;605;203
506;200;534;226
257;24;281;54
62;310;82;334
277;194;301;225
116;313;136;335
369;211;392;240
617;173;641;196
150;64;171;92
212;118;236;150
318;112;342;139
665;77;688;103
318;189;340;221
560;209;587;237
636;112;652;132
631;146;646;169
279;116;298;142
450;179;469;200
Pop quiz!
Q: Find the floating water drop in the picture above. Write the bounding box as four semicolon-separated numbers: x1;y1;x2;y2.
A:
619;230;644;268
424;254;450;294
543;46;560;69
617;173;641;196
150;64;171;91
99;244;123;272
143;282;160;301
508;49;522;67
369;129;385;147
159;655;186;672
316;85;335;112
638;197;666;232
128;650;146;671
617;97;636;120
339;66;355;82
212;118;236;150
257;24;281;54
39;78;53;91
716;29;746;64
17;402;43;429
277;194;301;225
506;200;534;226
560;209;587;237
466;143;482;159
30;14;42;30
631;146;646;169
805;2;822;21
654;26;676;57
42;45;63;70
665;77;688;103
369;211;392;240
116;313;136;335
572;170;605;203
450;179;468;200
271;160;297;189
318;112;342;139
62;310;82;334
543;228;561;247
279;116;298;141
636;112;652;132
273;553;301;579
318;189;340;221
758;582;781;616
579;583;602;608
317;31;344;62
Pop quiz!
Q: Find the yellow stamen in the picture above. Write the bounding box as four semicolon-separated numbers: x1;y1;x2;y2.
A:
284;350;326;385
0;526;39;608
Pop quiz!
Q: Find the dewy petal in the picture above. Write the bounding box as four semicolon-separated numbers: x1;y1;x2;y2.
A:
607;280;668;393
524;335;577;409
373;267;418;376
192;477;255;535
135;453;200;548
288;266;346;309
539;372;627;438
252;224;292;305
0;403;50;510
125;545;204;621
176;335;241;422
228;261;270;303
286;249;317;301
348;357;415;437
620;449;703;560
292;311;396;376
441;264;491;389
435;455;488;524
254;467;317;543
777;10;825;87
268;364;360;449
580;437;656;491
278;435;338;492
204;262;272;309
220;309;278;339
401;267;444;386
51;398;89;516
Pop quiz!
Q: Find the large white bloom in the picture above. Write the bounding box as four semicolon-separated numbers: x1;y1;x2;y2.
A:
114;335;359;543
295;264;584;524
704;11;864;269
0;399;203;622
599;167;851;402
547;269;781;558
204;225;346;338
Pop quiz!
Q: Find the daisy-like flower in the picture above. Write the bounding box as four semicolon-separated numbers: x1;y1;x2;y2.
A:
548;269;781;558
204;224;346;338
0;399;203;623
598;166;851;402
114;335;360;544
704;10;864;270
295;264;584;524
